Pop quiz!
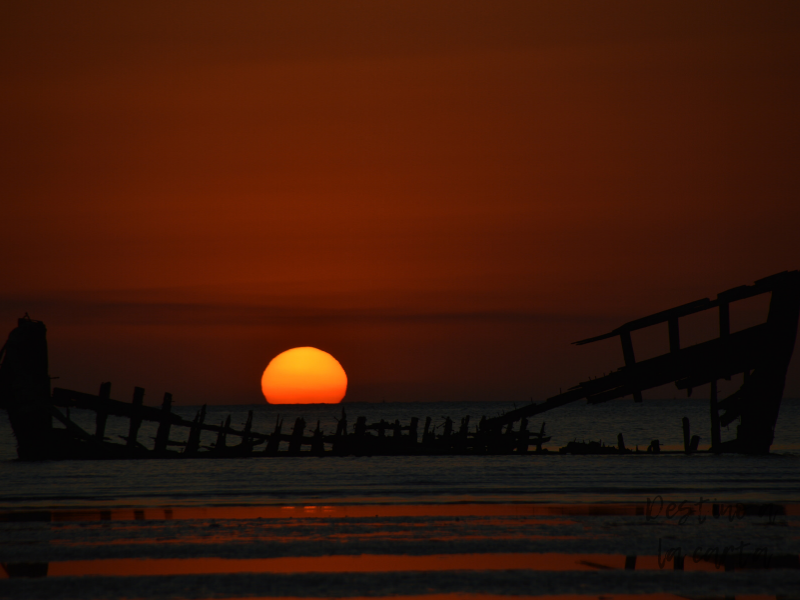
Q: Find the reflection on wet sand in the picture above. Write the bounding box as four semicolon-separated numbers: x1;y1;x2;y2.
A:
194;596;778;600
3;501;796;523
1;501;797;600
4;551;798;579
197;596;776;600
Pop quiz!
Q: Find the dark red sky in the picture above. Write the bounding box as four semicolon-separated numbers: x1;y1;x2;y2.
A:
2;1;798;405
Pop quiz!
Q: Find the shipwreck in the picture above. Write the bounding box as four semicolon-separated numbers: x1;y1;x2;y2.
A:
0;271;797;459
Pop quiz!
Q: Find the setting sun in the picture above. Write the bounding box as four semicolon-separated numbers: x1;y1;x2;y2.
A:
261;347;347;404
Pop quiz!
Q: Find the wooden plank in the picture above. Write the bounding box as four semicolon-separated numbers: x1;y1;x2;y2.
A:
184;405;206;455
490;320;772;428
620;330;635;367
618;298;713;335
719;302;730;338
215;415;231;450
572;330;618;346
239;410;254;455
717;271;789;303
53;388;170;422
668;318;680;353
288;417;306;454
49;405;95;442
573;298;712;345
126;387;145;448
682;417;691;453
710;380;721;452
95;382;110;440
51;388;269;441
154;393;173;453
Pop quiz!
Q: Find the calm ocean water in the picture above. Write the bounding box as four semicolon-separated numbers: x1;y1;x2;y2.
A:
1;399;798;508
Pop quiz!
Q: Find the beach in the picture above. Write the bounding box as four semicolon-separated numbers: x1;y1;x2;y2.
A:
1;401;799;599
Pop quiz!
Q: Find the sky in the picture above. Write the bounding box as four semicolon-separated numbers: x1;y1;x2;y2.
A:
2;1;799;406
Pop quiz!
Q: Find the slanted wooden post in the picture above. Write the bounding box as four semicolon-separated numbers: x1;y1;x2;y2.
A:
154;392;173;453
620;329;635;366
422;417;432;444
215;415;230;451
408;417;418;444
126;387;145;448
517;418;529;454
617;432;626;453
710;380;721;452
536;421;546;452
442;417;453;438
718;303;732;380
311;421;324;456
719;302;730;337
288;417;306;454
335;408;347;437
95;382;111;441
240;410;253;455
619;330;642;402
185;405;206;456
454;415;470;452
332;409;347;455
674;554;685;570
265;416;283;455
682;417;691;454
354;416;367;437
668;318;680;353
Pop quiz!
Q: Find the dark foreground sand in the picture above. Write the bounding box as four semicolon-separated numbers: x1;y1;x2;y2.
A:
1;502;799;599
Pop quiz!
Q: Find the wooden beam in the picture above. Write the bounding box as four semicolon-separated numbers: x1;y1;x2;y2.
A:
620;330;635;367
682;417;691;453
49;405;94;442
719;302;730;338
51;388;268;440
95;382;110;440
184;405;206;455
126;387;144;448
668;318;680;353
710;380;721;452
572;330;619;346
573;298;712;346
154;393;173;453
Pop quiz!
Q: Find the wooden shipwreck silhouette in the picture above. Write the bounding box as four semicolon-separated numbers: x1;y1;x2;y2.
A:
0;271;797;459
483;270;800;455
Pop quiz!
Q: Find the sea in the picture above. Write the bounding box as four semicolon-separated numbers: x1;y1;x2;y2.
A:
1;399;799;600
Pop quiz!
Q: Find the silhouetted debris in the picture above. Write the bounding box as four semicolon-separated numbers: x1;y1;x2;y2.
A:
1;272;797;459
1;562;48;578
560;440;629;455
482;270;800;455
153;392;173;454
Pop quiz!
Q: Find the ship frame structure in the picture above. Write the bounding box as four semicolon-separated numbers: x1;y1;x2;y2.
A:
1;271;798;459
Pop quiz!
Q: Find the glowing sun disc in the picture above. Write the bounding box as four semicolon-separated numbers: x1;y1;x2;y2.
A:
261;347;347;404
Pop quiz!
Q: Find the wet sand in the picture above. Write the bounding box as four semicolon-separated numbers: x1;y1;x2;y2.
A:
1;501;798;599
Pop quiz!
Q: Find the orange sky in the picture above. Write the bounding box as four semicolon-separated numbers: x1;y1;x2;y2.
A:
2;1;798;404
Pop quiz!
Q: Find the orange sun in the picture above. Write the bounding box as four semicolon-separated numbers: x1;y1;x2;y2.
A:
261;347;347;404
